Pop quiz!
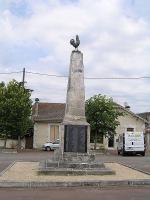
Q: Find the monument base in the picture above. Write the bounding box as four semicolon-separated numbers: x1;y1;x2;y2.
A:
57;152;95;163
53;149;95;163
55;123;93;163
39;150;115;176
38;122;115;176
39;158;115;176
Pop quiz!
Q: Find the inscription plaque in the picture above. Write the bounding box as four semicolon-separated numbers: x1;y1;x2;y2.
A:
64;125;87;153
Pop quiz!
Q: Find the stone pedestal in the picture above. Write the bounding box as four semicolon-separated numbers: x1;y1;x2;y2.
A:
64;125;87;153
53;122;92;163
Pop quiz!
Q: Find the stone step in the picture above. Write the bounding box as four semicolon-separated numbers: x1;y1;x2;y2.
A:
38;167;115;176
39;160;115;176
46;160;105;169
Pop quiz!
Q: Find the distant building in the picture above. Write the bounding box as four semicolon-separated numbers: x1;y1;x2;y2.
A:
138;112;150;125
32;102;147;150
106;104;147;150
138;112;150;152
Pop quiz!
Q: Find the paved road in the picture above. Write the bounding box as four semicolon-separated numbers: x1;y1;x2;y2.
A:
0;151;150;174
0;151;52;173
96;154;150;173
0;187;150;200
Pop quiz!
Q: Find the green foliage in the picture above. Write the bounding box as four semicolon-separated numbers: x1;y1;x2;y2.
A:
85;94;124;144
0;80;32;140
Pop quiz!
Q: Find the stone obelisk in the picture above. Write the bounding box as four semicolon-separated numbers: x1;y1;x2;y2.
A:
59;35;92;161
39;36;114;176
63;50;86;124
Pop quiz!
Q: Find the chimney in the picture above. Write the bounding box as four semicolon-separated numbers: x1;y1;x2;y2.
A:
124;102;130;110
35;98;39;116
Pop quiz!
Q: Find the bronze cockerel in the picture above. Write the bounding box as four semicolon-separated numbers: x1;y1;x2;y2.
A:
70;35;80;50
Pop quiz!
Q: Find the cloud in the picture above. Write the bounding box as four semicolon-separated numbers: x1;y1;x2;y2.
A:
0;0;150;113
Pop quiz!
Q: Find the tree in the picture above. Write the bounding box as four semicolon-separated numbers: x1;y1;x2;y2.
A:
0;80;32;149
85;94;124;150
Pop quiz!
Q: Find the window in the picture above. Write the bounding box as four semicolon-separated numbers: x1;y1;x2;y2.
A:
127;127;134;132
108;135;114;147
53;140;59;144
98;134;104;144
118;135;123;142
90;132;103;144
50;125;59;142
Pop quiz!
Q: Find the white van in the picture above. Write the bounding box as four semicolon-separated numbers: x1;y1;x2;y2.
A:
117;132;145;156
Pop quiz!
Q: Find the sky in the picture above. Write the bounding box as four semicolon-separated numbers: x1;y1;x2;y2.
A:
0;0;150;113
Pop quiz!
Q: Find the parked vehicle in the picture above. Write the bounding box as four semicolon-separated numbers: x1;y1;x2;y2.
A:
117;132;145;156
42;139;60;151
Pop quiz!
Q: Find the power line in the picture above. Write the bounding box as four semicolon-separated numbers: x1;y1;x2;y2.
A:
85;76;150;80
26;71;150;80
0;71;22;75
26;71;68;78
0;70;150;80
0;70;149;111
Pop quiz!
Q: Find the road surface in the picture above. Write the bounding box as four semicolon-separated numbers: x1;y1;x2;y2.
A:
0;187;150;200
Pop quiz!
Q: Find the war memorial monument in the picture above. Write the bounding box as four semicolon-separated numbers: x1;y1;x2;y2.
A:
39;36;114;175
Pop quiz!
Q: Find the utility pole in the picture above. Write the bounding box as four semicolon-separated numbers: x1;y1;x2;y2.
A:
20;67;33;91
18;67;26;151
22;67;25;87
17;67;33;151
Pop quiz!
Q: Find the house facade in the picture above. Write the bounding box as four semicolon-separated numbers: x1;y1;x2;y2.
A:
32;103;65;149
32;102;147;150
104;105;147;150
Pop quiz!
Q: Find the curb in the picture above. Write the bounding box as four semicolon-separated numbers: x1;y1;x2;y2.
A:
118;162;150;176
0;179;150;188
0;161;16;177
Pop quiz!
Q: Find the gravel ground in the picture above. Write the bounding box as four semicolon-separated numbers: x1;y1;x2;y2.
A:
0;162;150;182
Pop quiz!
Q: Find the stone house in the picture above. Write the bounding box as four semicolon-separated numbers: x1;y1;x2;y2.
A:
104;105;147;150
32;103;65;149
32;102;147;150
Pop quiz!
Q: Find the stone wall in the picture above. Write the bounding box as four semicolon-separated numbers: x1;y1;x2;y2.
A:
0;138;25;149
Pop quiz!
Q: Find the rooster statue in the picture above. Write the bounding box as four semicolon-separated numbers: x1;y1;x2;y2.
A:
70;35;80;50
